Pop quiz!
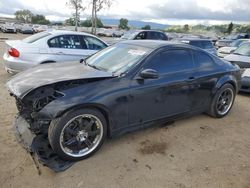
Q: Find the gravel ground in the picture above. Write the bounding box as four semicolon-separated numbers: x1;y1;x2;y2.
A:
0;33;250;188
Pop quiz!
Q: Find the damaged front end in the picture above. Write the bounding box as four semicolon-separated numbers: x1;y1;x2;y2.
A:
11;84;78;172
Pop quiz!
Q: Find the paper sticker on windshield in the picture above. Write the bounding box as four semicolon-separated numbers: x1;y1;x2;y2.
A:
128;50;146;56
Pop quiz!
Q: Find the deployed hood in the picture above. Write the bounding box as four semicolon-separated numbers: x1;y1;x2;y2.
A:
6;62;114;98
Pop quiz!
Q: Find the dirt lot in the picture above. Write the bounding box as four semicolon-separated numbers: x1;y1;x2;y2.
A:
0;33;250;188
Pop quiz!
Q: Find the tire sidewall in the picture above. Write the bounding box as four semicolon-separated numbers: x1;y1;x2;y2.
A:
211;83;236;118
48;108;107;161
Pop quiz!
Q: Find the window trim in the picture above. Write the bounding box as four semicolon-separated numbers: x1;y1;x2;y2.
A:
191;49;217;70
137;48;196;77
47;34;87;49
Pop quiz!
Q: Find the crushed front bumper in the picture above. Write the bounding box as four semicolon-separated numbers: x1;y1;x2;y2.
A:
14;115;74;172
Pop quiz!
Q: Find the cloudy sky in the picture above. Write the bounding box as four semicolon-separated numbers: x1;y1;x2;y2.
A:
0;0;250;25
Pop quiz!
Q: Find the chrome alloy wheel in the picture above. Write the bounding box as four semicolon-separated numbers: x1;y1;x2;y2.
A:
59;114;103;157
216;88;234;116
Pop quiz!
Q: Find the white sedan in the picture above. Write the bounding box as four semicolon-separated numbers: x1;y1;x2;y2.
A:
3;30;108;74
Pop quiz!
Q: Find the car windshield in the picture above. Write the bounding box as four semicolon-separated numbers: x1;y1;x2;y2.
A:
86;43;152;75
121;31;139;40
233;43;250;56
22;32;51;43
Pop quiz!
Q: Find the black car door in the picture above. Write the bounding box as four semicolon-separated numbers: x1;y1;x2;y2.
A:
189;50;222;110
128;48;195;126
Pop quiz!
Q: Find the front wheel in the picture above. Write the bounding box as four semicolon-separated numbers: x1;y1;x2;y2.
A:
48;108;107;161
208;83;236;118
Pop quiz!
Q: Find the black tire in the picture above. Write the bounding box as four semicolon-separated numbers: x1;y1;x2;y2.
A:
208;83;235;118
48;108;107;161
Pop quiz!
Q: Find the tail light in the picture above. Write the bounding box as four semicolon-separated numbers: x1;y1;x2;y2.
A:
8;48;20;58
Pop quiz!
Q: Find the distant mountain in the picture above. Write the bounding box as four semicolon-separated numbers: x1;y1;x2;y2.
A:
101;19;169;29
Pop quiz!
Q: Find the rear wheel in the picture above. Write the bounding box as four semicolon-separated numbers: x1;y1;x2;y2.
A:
48;108;107;161
208;83;235;118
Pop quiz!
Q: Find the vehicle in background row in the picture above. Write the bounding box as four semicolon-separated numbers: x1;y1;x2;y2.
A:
175;38;217;56
20;24;34;34
215;33;250;49
3;30;108;74
218;39;250;58
7;40;240;170
32;24;40;32
224;42;250;68
240;69;250;93
108;30;168;45
1;22;16;33
35;25;49;33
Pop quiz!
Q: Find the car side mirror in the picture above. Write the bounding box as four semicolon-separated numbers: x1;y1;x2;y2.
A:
140;69;159;79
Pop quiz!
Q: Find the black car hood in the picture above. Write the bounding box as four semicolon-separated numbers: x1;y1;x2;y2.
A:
6;62;115;98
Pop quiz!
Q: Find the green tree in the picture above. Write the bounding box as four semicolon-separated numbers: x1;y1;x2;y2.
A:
14;9;33;23
31;14;50;25
119;18;129;30
91;0;113;34
66;0;85;31
183;24;189;32
81;18;103;28
227;22;234;34
65;18;75;26
141;25;151;30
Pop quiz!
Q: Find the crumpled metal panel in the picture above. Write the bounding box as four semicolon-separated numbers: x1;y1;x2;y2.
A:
14;115;74;172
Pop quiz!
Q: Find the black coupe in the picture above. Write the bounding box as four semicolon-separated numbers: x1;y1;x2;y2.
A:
7;40;241;170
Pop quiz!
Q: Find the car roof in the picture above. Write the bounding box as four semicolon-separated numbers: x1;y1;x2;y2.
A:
119;40;190;49
126;30;165;33
47;30;94;37
177;38;212;42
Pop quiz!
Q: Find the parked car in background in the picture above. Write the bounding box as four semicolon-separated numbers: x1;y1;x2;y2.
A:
32;24;40;32
224;42;250;68
112;30;124;37
215;33;250;49
35;25;48;32
215;39;233;49
15;23;23;33
176;38;217;56
20;24;34;34
240;69;250;93
7;40;240;168
2;22;16;33
97;28;113;37
3;30;108;74
218;39;250;58
108;30;168;45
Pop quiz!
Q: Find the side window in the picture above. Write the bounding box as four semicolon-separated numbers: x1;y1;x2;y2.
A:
148;32;161;40
135;32;147;40
144;49;194;75
83;36;107;50
193;51;215;69
48;37;60;48
48;35;82;49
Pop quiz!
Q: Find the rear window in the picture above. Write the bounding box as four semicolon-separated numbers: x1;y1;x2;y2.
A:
22;32;51;43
